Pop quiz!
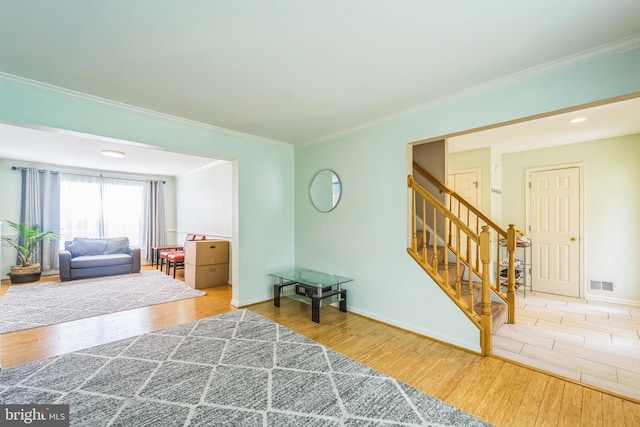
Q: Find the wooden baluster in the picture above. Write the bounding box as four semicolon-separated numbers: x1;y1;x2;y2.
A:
422;199;427;263
455;226;461;299
444;208;450;290
507;224;517;323
466;205;470;228
432;206;438;270
410;177;417;252
467;234;473;310
480;226;492;356
447;198;452;247
443;193;455;246
475;217;481;270
496;239;502;295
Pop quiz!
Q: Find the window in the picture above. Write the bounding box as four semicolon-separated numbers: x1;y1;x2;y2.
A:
60;174;147;256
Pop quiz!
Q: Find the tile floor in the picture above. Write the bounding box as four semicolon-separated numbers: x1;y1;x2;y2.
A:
492;291;640;401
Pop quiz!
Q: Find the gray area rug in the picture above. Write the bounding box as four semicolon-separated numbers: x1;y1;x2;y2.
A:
0;270;205;333
0;309;492;426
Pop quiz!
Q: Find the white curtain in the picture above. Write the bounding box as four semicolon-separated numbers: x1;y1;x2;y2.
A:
59;174;102;239
60;174;149;259
145;180;166;261
20;167;60;273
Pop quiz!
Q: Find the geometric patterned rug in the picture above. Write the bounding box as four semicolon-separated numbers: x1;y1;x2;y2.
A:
0;270;205;334
0;309;491;426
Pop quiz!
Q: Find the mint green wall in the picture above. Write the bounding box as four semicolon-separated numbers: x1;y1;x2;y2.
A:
2;46;639;353
490;148;503;225
0;79;295;307
295;47;640;352
502;134;640;303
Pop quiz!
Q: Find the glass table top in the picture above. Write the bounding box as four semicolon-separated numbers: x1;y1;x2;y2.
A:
269;268;353;288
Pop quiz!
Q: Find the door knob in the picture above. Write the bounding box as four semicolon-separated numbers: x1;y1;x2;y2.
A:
570;237;577;242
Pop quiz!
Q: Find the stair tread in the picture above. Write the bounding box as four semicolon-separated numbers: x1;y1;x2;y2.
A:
474;301;509;334
411;243;510;334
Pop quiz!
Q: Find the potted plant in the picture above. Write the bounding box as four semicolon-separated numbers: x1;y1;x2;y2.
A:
1;220;59;284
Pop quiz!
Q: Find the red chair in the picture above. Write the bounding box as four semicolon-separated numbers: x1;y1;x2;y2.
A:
161;234;206;278
156;233;197;272
157;233;202;272
151;244;183;269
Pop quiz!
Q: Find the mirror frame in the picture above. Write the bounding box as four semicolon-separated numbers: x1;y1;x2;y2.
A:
309;169;342;212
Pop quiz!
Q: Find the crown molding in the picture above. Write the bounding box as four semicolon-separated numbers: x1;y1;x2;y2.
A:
299;34;640;148
0;71;292;149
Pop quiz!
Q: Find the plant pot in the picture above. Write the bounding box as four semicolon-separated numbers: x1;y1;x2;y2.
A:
10;264;41;275
8;271;42;284
8;264;42;284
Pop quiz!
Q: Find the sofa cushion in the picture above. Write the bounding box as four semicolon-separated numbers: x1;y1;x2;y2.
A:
68;238;108;257
68;237;131;257
70;254;132;269
105;237;130;254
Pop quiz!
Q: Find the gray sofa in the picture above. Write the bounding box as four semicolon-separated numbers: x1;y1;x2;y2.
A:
59;237;141;281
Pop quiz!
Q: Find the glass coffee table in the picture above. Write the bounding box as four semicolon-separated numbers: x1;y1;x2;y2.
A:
269;268;353;323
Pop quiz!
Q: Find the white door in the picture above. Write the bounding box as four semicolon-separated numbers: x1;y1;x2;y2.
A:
448;171;479;263
449;171;479;209
530;167;581;297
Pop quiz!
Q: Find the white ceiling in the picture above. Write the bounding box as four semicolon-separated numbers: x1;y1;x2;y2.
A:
0;123;221;176
0;2;639;175
1;1;640;145
448;96;640;154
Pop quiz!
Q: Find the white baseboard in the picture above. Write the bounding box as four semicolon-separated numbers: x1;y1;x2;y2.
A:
585;293;640;307
234;297;481;354
236;295;272;307
347;306;481;354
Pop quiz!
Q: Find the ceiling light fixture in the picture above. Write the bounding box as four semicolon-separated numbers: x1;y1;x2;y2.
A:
101;149;126;158
569;117;587;124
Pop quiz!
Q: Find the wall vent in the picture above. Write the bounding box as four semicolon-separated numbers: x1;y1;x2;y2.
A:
590;280;614;292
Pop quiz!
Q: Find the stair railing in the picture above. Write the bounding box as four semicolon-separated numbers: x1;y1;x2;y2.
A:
412;163;517;323
408;172;517;356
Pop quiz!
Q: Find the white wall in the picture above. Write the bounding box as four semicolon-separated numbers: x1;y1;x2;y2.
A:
294;47;640;352
175;160;233;241
175;160;233;284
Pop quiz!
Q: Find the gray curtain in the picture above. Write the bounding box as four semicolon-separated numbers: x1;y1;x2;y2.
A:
145;180;166;261
20;167;60;273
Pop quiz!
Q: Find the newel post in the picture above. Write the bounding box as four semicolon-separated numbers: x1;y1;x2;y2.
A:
480;226;492;356
507;224;517;323
408;176;417;252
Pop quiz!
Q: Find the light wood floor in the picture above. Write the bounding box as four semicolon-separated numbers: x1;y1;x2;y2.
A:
1;268;639;426
493;291;640;402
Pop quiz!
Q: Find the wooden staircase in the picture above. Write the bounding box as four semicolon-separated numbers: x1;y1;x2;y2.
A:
408;163;519;356
425;237;508;335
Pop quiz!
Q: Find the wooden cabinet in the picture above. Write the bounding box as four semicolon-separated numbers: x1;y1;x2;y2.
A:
184;240;229;289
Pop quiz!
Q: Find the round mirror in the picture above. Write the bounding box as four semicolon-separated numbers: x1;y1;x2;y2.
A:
310;169;342;212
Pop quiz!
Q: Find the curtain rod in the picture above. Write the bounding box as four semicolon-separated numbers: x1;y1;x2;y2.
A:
11;166;165;184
